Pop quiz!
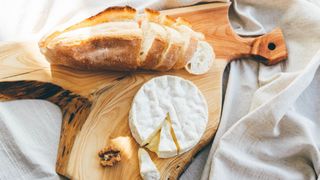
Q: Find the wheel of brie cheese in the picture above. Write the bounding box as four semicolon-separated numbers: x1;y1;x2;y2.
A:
129;75;208;158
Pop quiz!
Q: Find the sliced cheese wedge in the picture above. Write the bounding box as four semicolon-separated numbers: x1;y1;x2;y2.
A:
138;148;160;180
146;113;178;158
158;114;178;157
130;75;208;158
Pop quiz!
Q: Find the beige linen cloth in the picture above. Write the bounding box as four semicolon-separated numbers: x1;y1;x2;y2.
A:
1;0;320;179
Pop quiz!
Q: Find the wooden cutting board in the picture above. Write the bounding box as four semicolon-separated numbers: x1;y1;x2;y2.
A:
0;2;287;180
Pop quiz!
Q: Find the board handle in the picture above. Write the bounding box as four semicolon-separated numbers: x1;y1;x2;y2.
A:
235;28;288;65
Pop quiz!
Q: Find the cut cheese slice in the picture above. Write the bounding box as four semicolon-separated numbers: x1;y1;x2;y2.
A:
158;113;179;157
166;113;180;154
129;75;208;158
185;41;215;75
138;148;160;180
146;113;178;158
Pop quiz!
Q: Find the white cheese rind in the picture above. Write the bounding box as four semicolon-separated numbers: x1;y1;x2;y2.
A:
129;75;208;158
138;148;160;180
129;91;167;145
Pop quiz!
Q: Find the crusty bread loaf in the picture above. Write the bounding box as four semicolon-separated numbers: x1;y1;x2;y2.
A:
40;6;142;71
39;6;137;48
140;9;177;70
139;12;168;69
172;24;199;69
43;22;142;71
39;6;214;74
154;26;183;71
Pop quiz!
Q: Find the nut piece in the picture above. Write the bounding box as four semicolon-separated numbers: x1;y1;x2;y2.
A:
98;146;121;167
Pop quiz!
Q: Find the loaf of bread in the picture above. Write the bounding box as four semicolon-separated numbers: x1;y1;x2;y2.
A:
39;6;214;74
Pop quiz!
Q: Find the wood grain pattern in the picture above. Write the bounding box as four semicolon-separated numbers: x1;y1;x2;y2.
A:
0;3;288;180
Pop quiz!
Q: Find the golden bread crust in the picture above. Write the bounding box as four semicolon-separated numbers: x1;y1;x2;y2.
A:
76;6;137;29
140;38;167;69
44;35;141;71
173;37;198;69
155;43;183;71
39;6;137;49
160;15;176;27
144;8;160;22
175;17;192;27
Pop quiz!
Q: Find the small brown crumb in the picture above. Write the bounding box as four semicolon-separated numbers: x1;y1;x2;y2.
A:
98;146;121;167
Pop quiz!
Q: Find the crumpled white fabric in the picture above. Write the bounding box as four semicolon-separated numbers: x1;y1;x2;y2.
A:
201;0;320;179
0;100;62;180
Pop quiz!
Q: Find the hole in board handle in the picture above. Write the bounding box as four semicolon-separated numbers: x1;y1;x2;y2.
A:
268;42;276;51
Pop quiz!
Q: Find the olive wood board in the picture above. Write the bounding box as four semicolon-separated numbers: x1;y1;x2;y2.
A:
0;2;288;180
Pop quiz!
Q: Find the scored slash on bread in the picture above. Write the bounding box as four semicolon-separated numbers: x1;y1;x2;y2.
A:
39;6;214;74
39;6;137;49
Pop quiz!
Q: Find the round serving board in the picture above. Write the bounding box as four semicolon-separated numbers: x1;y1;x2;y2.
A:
0;2;287;180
